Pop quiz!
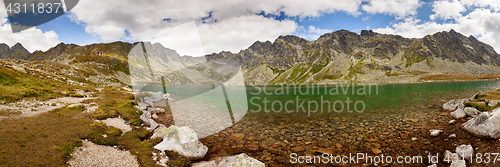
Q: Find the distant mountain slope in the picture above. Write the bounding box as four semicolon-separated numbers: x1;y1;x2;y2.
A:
1;29;500;85
207;29;500;84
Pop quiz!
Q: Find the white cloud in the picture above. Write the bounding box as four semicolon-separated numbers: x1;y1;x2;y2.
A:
373;4;500;53
197;15;297;54
67;0;428;55
362;0;422;18
430;0;466;20
296;25;332;41
0;1;60;52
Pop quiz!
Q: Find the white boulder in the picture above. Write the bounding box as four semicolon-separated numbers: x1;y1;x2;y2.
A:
451;108;466;119
488;100;500;107
456;145;474;160
449;120;456;124
153;125;208;160
462;108;500;139
444;100;464;111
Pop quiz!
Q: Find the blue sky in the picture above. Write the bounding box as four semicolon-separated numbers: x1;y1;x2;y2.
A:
1;0;500;56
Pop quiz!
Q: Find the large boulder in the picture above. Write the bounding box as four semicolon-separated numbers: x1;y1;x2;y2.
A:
464;107;480;117
450;108;466;119
153;125;208;160
191;153;265;167
443;100;464;111
462;108;500;139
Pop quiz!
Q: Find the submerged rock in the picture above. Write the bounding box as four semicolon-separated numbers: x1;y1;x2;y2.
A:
462;108;500;139
191;153;265;167
456;145;474;160
429;129;443;137
444;150;460;163
153;125;208;160
443;100;464;111
450;160;466;167
450;108;466;119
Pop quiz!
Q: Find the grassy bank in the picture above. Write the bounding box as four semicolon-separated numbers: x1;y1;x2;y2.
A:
0;88;162;167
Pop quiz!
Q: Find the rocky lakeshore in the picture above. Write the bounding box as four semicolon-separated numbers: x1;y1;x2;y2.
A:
146;89;500;167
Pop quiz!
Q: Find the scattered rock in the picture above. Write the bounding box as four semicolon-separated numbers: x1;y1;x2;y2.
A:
448;134;456;138
427;164;437;167
316;148;335;155
151;127;167;139
291;146;305;152
244;144;259;151
450;108;466;119
228;133;245;141
429;130;443;137
449;120;456;124
456;145;474;160
153;125;208;160
464;107;480;117
372;148;382;154
400;133;409;139
462;109;500;139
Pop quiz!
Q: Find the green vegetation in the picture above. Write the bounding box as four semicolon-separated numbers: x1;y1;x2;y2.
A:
89;88;142;126
0;88;162;167
385;71;401;77
0;64;76;104
267;66;285;74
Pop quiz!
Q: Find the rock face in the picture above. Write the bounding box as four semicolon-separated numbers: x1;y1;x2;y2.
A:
462;108;500;139
191;153;265;167
456;145;474;160
153;125;208;160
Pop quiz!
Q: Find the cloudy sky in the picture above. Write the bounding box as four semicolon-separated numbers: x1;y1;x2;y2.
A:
0;0;500;57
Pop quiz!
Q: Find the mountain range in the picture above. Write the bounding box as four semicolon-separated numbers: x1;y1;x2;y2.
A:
1;29;500;85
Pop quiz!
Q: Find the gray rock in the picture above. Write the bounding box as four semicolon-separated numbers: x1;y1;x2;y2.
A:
444;100;464;111
451;108;466;119
462;108;500;138
464;107;480;117
456;145;474;160
488;100;500;107
153;125;208;160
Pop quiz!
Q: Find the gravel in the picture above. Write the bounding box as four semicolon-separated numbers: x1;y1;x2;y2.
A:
68;140;139;167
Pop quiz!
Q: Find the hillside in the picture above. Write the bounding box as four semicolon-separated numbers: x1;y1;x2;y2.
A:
1;29;500;86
